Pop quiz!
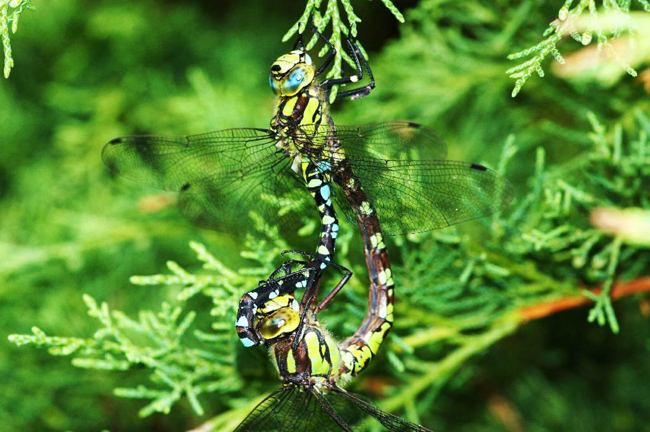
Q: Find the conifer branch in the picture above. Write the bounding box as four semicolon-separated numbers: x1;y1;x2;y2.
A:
519;276;650;322
283;0;404;102
507;0;650;96
1;0;34;78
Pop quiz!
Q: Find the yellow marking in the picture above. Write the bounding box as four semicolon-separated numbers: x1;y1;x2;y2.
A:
317;245;330;255
282;97;297;117
366;326;387;354
378;268;392;285
351;345;372;371
286;349;296;374
305;331;330;375
386;303;394;322
301;97;320;126
322;215;336;225
360;201;373;216
258;294;293;314
342;351;355;371
301;161;309;177
327;336;340;372
370;233;386;249
307;178;323;188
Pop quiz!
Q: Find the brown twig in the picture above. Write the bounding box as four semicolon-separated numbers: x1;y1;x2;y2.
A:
519;277;650;323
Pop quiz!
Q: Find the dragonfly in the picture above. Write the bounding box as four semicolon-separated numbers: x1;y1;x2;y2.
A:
233;263;432;432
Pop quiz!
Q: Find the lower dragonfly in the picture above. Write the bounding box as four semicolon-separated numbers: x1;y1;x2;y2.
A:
234;259;430;432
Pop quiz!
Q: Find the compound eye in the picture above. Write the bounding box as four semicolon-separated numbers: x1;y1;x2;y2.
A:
259;317;285;339
258;309;299;341
269;74;279;95
282;68;305;94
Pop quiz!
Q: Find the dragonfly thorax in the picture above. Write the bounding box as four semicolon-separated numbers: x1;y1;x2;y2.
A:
268;312;341;389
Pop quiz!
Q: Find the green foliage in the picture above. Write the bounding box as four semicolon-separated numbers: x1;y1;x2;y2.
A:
2;0;650;431
9;111;650;428
507;0;650;96
0;0;33;78
283;0;404;101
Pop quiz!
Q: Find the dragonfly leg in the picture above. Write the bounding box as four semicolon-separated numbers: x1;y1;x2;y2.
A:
281;249;315;259
293;31;305;51
314;262;353;314
334;40;375;100
291;267;323;350
312;27;336;76
281;250;351;313
319;39;364;88
269;258;309;280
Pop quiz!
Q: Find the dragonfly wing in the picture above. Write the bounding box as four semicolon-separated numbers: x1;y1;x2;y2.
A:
102;128;312;232
332;159;514;235
330;387;434;432
294;122;512;234
235;386;353;432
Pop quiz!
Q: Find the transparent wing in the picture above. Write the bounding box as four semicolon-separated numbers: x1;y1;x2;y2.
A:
234;386;353;432
333;159;513;235
293;122;513;235
330;387;433;432
102;128;312;232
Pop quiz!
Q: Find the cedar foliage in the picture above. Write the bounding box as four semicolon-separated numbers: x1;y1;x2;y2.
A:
1;1;649;431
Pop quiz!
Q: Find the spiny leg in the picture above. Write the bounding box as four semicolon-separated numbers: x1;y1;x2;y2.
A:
291;264;322;350
312;27;336;76
282;250;353;313
334;40;375;100
293;31;305;51
314;266;352;314
268;258;310;280
319;39;365;89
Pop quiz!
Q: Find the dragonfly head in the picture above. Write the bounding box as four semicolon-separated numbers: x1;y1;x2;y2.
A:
269;50;315;97
254;293;301;345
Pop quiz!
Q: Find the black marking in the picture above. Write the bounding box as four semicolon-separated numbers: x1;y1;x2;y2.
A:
407;122;421;129
181;183;191;191
271;65;282;72
108;137;124;145
470;163;487;171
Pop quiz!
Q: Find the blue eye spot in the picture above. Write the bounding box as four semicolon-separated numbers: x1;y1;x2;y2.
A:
269;74;279;94
282;69;306;93
289;69;304;84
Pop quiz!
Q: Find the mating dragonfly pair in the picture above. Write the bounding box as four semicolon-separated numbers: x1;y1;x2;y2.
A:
103;28;512;431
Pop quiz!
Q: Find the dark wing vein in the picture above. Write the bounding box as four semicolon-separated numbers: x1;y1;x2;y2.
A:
333;159;513;235
330;387;434;432
234;386;353;432
102;128;312;232
291;122;512;235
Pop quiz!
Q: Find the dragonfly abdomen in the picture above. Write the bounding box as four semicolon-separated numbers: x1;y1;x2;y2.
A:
336;163;395;379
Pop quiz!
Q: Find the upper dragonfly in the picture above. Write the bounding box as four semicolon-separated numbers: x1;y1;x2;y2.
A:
102;34;512;240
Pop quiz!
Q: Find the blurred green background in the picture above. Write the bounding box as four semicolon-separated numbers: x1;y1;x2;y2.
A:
1;0;649;431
